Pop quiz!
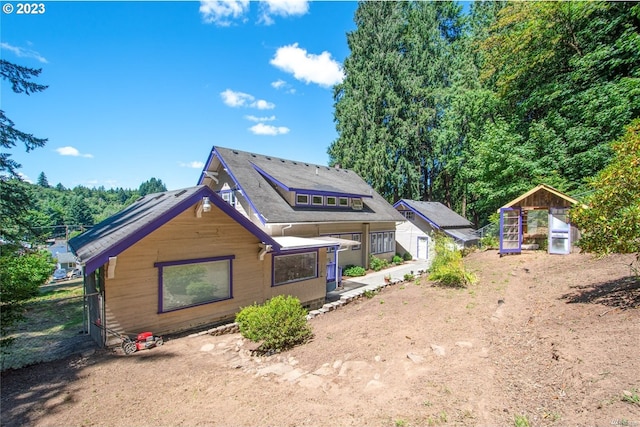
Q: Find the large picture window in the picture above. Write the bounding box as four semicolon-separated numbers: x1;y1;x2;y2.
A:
273;251;317;286
155;256;233;312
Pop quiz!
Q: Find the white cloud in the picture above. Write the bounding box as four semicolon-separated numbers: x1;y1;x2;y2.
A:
1;42;48;63
199;0;249;26
56;146;93;158
252;99;275;110
17;172;32;183
258;0;310;25
179;161;205;169
270;43;344;88
220;89;275;109
245;115;276;122
272;79;286;90
250;123;290;136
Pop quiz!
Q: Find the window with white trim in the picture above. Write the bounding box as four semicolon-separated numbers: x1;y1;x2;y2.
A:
296;194;309;205
273;251;318;286
339;197;349;207
326;196;337;206
156;256;233;312
351;233;361;250
370;232;395;254
312;195;323;205
402;210;414;220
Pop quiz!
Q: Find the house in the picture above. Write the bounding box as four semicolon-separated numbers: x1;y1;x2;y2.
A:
393;199;479;265
498;184;581;256
69;185;335;347
198;146;406;290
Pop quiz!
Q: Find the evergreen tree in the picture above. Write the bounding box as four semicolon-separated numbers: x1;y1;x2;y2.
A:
139;177;167;196
37;172;49;188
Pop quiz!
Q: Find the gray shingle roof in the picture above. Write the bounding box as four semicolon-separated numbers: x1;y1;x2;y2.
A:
69;185;279;275
397;199;474;228
207;146;406;224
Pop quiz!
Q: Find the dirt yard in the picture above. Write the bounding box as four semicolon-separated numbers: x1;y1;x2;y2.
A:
2;250;639;427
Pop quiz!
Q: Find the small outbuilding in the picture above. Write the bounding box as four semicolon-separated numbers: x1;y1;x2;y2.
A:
498;184;581;256
394;199;478;265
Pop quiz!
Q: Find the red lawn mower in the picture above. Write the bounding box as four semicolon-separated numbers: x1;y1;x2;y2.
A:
96;320;164;355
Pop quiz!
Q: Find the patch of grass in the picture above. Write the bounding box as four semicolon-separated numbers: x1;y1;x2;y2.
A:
514;414;530;427
394;419;407;427
622;388;640;405
363;289;378;299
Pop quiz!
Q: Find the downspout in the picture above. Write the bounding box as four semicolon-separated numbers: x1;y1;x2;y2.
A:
281;224;293;236
335;245;348;289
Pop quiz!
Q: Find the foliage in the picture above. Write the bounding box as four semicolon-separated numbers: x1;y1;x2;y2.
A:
392;255;403;264
480;235;499;249
0;59;51;347
402;252;413;261
369;255;388;272
429;234;476;288
330;1;639;227
343;265;366;277
570;119;640;256
0;249;55;348
138;177;167;196
235;295;312;353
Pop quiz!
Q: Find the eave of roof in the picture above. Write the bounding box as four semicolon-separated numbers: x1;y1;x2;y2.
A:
69;186;281;275
394;199;473;229
499;184;580;211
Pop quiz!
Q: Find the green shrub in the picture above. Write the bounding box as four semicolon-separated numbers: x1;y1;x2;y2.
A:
392;255;403;264
235;295;312;354
429;234;476;288
343;265;366;277
369;255;388;272
403;252;413;261
480;235;499;249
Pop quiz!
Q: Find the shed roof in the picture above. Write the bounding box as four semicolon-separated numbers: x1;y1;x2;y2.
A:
68;186;281;275
394;199;474;229
199;146;405;224
500;184;579;211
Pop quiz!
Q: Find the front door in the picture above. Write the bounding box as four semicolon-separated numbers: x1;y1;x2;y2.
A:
549;207;571;255
499;207;522;256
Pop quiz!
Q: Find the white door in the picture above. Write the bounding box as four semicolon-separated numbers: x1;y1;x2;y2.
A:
417;237;429;260
549;208;571;255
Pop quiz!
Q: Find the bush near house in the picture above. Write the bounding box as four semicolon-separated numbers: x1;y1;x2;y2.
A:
429;234;476;288
235;295;313;354
392;255;403;265
343;265;366;277
369;255;389;272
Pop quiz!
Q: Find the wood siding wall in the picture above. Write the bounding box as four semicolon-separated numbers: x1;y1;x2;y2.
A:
101;203;325;337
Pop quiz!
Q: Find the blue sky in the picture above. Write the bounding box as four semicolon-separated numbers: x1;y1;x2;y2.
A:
2;0;359;190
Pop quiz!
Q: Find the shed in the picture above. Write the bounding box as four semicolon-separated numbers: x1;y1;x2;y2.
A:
498;184;581;256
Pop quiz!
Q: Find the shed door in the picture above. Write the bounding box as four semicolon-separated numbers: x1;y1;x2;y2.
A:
499;207;522;256
417;236;429;260
549;207;571;255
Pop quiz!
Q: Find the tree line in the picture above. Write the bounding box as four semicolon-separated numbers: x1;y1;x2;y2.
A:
329;1;639;227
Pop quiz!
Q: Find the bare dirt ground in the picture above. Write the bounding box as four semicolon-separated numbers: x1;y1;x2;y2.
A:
2;250;639;427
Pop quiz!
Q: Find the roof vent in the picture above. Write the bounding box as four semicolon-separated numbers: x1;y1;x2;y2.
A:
174;190;187;197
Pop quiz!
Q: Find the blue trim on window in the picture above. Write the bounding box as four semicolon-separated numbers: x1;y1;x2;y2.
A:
156;255;235;314
272;249;319;287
